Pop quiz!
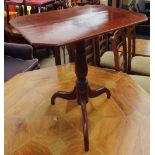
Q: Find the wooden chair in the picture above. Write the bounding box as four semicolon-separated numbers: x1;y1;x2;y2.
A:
111;29;127;71
107;28;149;93
4;1;28;39
94;33;109;67
127;26;150;76
67;38;96;65
68;30;125;69
111;28;150;94
5;0;27;23
85;38;96;65
4;0;28;41
98;29;127;72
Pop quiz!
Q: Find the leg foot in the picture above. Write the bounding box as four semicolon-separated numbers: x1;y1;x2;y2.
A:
88;86;111;99
51;87;76;105
80;99;89;152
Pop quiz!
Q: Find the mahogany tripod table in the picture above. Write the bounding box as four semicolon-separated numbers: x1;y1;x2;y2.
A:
10;5;147;152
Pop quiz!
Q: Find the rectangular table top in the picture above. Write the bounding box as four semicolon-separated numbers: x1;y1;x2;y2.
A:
10;5;147;46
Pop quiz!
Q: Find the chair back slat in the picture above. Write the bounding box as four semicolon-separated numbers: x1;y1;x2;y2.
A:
84;38;95;65
94;33;108;66
68;38;95;65
111;29;127;72
98;34;109;56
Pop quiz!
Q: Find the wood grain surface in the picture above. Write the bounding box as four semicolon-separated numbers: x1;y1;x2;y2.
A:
5;64;149;155
10;5;147;46
136;39;150;56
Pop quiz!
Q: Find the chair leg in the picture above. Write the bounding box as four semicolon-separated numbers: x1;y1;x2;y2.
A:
62;46;66;64
5;3;10;24
38;6;41;13
23;3;27;15
46;48;51;58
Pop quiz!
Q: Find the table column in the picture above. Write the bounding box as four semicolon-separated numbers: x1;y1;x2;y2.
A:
51;40;111;151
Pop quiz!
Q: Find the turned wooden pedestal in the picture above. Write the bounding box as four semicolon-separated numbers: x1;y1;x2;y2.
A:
51;40;111;151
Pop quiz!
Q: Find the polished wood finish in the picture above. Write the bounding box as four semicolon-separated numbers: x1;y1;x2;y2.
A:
10;5;148;151
5;64;149;155
10;5;147;46
9;5;147;66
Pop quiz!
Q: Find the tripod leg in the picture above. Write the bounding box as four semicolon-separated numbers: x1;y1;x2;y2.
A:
80;99;89;152
51;87;76;105
88;86;111;99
